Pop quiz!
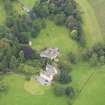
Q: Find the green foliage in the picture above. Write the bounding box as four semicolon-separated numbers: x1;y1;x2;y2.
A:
32;1;49;18
25;74;31;81
54;86;65;96
90;53;98;66
65;87;75;97
66;16;79;30
18;51;25;63
53;86;75;98
99;56;105;65
67;52;77;64
9;56;18;70
58;69;72;84
31;19;46;37
32;0;82;37
82;43;105;66
0;38;20;72
53;13;66;25
18;64;39;75
71;30;78;40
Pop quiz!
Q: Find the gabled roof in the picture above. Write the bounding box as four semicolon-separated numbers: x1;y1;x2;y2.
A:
36;64;58;85
46;64;57;75
40;48;59;59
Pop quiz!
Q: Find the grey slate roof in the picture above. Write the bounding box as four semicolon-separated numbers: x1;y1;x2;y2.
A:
40;48;59;59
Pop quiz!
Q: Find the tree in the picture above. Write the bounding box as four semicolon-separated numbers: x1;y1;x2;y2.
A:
90;53;98;66
64;0;75;16
0;56;9;70
33;2;49;18
40;0;48;3
99;56;105;65
68;52;76;64
53;13;66;25
81;48;93;61
31;19;46;37
54;86;65;96
18;51;25;63
65;87;75;98
66;15;81;31
58;69;72;84
4;0;13;15
71;30;78;40
9;56;18;69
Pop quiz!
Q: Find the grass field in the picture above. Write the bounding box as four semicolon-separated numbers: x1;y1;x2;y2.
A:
71;0;105;104
73;65;105;105
71;63;95;91
1;0;105;105
77;0;104;47
31;20;79;59
1;63;105;105
0;74;68;105
88;0;105;39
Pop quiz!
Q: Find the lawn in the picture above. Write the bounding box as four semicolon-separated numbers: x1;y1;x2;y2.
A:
88;0;105;39
77;0;104;47
0;74;68;105
31;20;79;59
24;79;48;95
1;63;105;105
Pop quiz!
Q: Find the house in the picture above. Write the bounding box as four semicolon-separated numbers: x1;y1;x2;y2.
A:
36;64;58;86
40;48;59;60
37;48;59;85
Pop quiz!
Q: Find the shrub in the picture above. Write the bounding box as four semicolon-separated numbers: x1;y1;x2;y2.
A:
54;86;65;96
58;69;72;84
65;87;75;98
53;13;66;25
67;52;77;64
67;100;72;105
71;30;78;40
25;74;31;81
